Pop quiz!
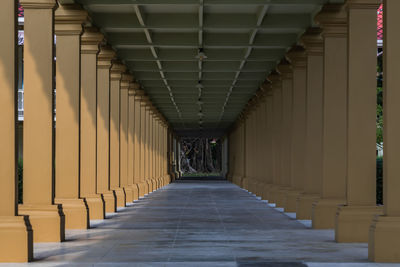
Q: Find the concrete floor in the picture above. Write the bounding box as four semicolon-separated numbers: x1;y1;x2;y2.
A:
2;180;400;267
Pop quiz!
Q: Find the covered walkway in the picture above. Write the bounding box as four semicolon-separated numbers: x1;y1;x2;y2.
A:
2;180;374;266
3;0;400;264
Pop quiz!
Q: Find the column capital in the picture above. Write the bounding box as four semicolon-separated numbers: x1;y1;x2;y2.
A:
81;27;103;54
121;74;133;90
20;0;56;9
267;71;282;88
97;46;115;69
134;88;145;100
110;62;126;81
128;82;140;95
55;4;88;35
276;59;293;79
300;27;324;56
315;4;347;37
346;0;380;9
286;46;307;69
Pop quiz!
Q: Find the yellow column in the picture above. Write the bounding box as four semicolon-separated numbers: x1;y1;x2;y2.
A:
261;82;274;199
119;74;132;202
127;82;140;200
312;4;347;229
296;28;324;220
267;73;283;205
54;3;88;230
0;0;33;261
286;47;308;212
139;95;149;195
369;0;400;261
97;46;116;213
335;0;382;243
276;60;294;209
146;106;152;192
132;88;142;197
149;110;155;192
80;27;104;220
110;62;126;208
19;0;65;243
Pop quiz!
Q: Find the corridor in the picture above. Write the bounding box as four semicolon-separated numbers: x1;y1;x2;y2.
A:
2;180;380;267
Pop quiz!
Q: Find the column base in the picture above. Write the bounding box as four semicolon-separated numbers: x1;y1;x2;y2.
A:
369;216;400;262
266;185;279;204
137;182;146;197
312;198;345;229
54;198;89;229
242;177;249;190
0;216;33;262
124;186;134;203
335;205;383;243
145;180;151;194
19;204;65;242
284;190;302;212
275;187;291;208
132;184;139;201
113;188;126;208
296;193;320;220
102;191;116;213
261;183;271;200
232;176;242;187
84;195;105;220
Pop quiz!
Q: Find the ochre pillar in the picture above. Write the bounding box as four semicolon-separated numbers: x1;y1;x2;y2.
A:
80;27;104;220
131;86;142;198
0;0;33;261
110;62;126;208
120;74;134;202
19;0;65;243
267;73;283;204
276;60;294;209
97;46;116;213
148;110;155;192
145;106;152;192
296;28;324;220
312;4;347;229
369;0;400;261
128;82;141;199
261;83;274;199
54;3;89;230
139;94;149;195
286;47;308;212
335;0;382;243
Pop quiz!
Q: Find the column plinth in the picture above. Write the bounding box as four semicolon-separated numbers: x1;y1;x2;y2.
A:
0;216;33;262
18;204;65;242
335;205;383;242
296;193;320;220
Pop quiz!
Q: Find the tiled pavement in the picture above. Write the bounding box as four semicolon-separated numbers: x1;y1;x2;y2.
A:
2;180;398;267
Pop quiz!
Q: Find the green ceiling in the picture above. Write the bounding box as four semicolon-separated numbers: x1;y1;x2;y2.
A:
74;0;344;132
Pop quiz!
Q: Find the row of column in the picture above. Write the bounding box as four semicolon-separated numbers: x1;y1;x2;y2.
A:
0;0;171;262
227;0;400;262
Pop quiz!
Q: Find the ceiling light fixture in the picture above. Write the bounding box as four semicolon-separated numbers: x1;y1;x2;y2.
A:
196;81;204;89
195;48;208;61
